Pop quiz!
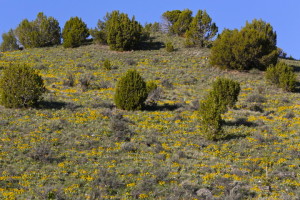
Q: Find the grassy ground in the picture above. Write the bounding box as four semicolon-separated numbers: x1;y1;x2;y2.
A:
0;36;300;199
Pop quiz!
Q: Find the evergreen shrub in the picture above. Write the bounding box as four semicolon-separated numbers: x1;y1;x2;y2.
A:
199;78;240;140
165;42;174;52
199;96;224;141
0;64;45;108
15;12;61;48
210;19;278;70
0;29;19;52
106;11;143;51
114;69;148;110
266;62;296;92
103;59;112;70
62;17;89;48
210;77;241;113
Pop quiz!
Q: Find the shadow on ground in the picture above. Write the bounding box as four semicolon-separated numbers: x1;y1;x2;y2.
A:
225;118;257;127
144;103;181;111
38;101;81;110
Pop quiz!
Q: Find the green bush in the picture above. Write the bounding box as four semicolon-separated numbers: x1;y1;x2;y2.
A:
210;19;278;70
266;62;296;92
103;59;112;70
210;77;241;113
165;42;174;52
62;17;89;48
0;29;19;52
114;69;148;110
199;96;224;141
199;78;240;141
0;64;45;108
106;11;143;51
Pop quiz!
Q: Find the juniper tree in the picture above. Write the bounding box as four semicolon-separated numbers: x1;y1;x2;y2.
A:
106;11;143;51
114;69;148;110
199;78;240;141
15;12;61;48
210;19;278;70
0;64;45;108
62;17;89;48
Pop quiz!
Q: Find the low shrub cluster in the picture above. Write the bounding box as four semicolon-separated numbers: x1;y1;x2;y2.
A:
165;42;175;52
265;62;296;92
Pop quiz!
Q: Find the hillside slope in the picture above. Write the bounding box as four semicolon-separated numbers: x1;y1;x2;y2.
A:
0;43;299;199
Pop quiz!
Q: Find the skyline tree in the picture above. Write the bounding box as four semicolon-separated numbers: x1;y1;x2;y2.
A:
106;10;143;51
185;10;218;47
15;12;61;48
62;16;89;48
210;19;278;70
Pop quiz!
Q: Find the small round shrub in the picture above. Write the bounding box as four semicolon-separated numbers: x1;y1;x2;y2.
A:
114;69;148;110
0;64;45;108
103;59;112;70
266;62;296;92
165;42;175;52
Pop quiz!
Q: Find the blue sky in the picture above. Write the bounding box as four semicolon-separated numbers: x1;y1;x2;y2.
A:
0;0;299;58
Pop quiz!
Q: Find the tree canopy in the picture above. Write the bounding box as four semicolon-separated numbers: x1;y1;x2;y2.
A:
106;10;143;51
15;12;61;48
185;10;218;47
210;19;278;70
62;16;89;48
0;29;19;52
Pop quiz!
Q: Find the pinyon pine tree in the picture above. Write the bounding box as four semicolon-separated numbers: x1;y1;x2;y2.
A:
172;9;193;36
185;10;218;47
0;29;19;52
15;12;61;48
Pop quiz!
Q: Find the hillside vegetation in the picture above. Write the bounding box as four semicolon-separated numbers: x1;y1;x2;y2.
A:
0;32;299;199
